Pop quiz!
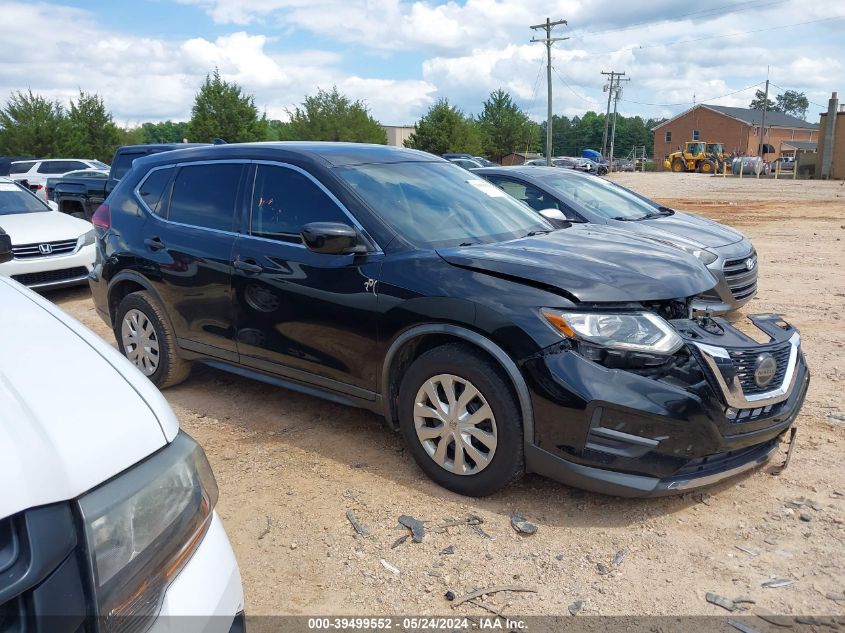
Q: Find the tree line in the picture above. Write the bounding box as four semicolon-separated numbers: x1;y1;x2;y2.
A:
0;69;661;163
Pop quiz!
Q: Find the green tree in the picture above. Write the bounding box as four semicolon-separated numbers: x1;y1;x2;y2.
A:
749;89;777;111
140;120;190;144
0;90;66;157
476;89;535;162
62;91;121;161
404;99;481;155
187;69;268;143
281;86;386;143
775;90;809;119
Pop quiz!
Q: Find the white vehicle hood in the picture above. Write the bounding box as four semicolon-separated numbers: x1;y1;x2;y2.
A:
0;210;90;245
0;279;179;520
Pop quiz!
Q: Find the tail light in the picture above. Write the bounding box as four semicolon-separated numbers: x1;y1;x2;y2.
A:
92;203;110;229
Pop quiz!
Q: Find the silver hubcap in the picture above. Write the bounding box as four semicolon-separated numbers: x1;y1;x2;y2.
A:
413;374;497;476
121;309;160;376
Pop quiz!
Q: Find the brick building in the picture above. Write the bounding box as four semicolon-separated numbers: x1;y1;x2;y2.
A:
652;105;818;167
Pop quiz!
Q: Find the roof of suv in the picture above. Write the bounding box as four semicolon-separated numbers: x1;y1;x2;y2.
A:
132;142;442;172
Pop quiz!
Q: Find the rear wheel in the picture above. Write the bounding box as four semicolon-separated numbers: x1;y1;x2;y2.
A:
672;159;685;173
397;344;524;496
115;291;191;388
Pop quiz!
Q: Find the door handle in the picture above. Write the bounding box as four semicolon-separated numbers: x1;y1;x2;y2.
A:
144;236;165;251
233;257;263;273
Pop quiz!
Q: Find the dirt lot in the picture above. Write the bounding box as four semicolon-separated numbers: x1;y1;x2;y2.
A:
49;172;844;618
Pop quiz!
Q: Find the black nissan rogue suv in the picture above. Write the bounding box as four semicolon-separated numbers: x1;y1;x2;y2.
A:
89;143;809;497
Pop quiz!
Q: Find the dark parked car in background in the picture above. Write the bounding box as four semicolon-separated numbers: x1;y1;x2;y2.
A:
474;166;758;314
90;143;808;498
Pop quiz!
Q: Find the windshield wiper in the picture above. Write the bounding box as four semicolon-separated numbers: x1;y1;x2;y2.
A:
458;241;477;247
611;215;648;221
524;229;553;237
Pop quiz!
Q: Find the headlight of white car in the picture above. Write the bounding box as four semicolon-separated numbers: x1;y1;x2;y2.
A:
78;432;217;633
78;229;95;248
541;309;683;355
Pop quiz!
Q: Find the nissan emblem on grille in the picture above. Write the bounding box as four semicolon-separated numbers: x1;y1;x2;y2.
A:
38;243;53;255
753;353;778;388
745;257;756;271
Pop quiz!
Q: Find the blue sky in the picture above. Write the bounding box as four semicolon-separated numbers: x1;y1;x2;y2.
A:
1;0;843;126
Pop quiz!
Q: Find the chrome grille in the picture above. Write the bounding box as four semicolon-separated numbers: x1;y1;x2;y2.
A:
723;253;758;301
11;239;78;259
729;341;792;396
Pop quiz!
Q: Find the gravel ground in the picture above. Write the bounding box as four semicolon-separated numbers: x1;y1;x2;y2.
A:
48;172;844;619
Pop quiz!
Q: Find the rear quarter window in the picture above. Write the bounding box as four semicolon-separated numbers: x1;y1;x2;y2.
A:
137;168;174;216
9;161;35;174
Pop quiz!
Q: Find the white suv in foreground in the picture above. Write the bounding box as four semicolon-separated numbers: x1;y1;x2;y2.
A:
0;178;95;289
0;277;244;632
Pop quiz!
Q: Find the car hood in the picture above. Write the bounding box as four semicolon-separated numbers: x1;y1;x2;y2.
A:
0;279;178;519
0;210;91;245
611;211;745;249
437;224;716;303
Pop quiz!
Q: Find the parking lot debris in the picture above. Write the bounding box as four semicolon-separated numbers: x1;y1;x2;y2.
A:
568;600;584;616
379;559;400;575
471;524;495;540
612;549;627;567
728;619;762;633
510;511;538;535
440;545;455;555
706;592;737;612
826;591;845;602
258;516;271;540
762;578;796;588
800;512;812;522
735;544;761;557
734;596;756;605
596;562;610;575
346;511;369;537
398;515;425;543
444;591;455;601
391;535;408;549
755;607;794;627
451;585;538;608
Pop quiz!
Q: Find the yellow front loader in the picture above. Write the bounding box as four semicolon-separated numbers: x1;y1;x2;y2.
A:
664;141;721;173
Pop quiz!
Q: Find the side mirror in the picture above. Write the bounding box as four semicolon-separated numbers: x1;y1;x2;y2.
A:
300;222;366;255
0;231;12;264
539;208;570;224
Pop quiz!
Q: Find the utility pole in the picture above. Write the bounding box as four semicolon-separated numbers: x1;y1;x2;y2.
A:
759;78;770;157
607;73;630;172
600;71;617;158
531;18;568;166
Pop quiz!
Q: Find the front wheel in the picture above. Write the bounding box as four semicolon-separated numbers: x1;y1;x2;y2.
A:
397;344;524;496
672;159;685;172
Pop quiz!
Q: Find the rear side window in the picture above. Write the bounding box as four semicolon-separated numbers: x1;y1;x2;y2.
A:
250;165;349;243
37;161;86;174
483;176;561;211
168;163;242;231
137;168;174;216
9;161;35;174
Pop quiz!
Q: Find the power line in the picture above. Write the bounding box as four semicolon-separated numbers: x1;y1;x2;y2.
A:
620;82;763;107
565;0;789;40
588;15;845;57
551;66;600;106
769;81;828;110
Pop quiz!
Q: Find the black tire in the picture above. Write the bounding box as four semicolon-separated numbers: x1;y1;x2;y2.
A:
397;343;524;496
114;291;191;388
672;158;685;173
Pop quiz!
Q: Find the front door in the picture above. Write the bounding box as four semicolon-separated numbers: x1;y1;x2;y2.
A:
231;163;381;395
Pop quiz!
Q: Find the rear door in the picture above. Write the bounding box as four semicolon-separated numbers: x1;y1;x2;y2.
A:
139;161;246;361
231;162;381;395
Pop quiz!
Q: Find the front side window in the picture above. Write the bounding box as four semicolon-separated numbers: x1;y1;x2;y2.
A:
167;163;242;231
250;165;349;243
483;176;561;211
336;162;550;248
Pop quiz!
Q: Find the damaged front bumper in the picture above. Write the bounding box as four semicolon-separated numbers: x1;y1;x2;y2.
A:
522;314;810;497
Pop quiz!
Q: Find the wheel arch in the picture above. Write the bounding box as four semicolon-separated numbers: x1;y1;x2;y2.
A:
380;324;534;448
107;271;173;332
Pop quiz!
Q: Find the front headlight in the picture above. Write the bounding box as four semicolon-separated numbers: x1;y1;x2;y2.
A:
78;432;218;633
676;243;718;265
78;229;95;248
541;309;683;354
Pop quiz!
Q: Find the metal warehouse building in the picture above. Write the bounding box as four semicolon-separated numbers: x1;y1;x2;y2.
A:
652;104;818;166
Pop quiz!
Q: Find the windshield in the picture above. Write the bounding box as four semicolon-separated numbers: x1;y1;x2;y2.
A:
0;182;50;215
706;143;723;154
91;160;109;170
539;173;659;220
336;162;552;248
688;142;705;155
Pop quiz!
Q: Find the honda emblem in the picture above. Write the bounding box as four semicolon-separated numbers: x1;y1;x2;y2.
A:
38;243;53;255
